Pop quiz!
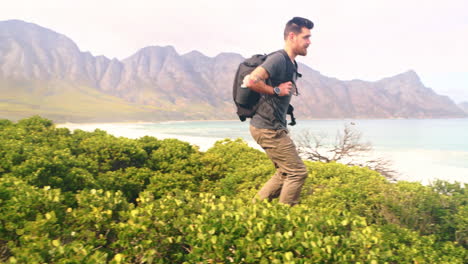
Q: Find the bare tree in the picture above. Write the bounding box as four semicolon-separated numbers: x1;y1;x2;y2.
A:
295;124;397;180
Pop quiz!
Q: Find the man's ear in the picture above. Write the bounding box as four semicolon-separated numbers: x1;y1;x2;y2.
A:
287;32;296;41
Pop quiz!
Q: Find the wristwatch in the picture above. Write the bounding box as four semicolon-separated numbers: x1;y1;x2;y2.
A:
273;86;281;95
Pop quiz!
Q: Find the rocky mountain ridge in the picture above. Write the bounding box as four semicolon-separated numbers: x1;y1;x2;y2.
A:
0;19;466;122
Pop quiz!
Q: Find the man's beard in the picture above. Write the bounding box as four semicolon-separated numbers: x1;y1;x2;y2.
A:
296;47;308;56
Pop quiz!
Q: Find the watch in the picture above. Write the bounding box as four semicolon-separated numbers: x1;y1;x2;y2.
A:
273;86;281;95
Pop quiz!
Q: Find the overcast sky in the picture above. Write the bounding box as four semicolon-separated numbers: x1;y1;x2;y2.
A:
2;0;467;102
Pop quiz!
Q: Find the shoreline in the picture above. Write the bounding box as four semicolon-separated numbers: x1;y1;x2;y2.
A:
55;117;468;126
56;121;468;185
55;119;240;127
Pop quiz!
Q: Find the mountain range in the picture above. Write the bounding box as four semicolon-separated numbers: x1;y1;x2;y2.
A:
458;102;468;113
0;19;466;122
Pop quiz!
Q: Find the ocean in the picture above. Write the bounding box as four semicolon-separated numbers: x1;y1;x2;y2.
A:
58;119;468;185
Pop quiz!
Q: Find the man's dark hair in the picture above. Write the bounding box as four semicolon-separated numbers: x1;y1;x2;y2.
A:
284;17;314;40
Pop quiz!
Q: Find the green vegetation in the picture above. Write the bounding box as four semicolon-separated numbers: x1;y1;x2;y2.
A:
0;81;225;122
0;116;466;263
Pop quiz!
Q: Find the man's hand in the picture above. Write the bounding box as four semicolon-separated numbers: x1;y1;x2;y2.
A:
244;66;293;96
277;81;293;96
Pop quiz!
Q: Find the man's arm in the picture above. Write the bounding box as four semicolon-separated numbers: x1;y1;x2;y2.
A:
243;66;292;96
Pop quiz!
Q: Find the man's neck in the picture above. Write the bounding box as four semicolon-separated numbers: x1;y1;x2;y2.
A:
283;46;296;62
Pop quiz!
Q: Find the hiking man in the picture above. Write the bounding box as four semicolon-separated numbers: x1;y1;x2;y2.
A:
243;17;313;205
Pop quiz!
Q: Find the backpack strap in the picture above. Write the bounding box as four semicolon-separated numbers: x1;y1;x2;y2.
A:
287;104;296;126
276;50;300;126
277;50;302;95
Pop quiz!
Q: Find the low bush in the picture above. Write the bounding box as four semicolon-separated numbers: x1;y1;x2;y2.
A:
0;116;466;263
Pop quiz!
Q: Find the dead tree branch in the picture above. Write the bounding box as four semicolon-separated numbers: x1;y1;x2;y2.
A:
296;124;397;180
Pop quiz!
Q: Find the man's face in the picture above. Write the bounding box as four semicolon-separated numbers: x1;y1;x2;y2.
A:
292;27;311;56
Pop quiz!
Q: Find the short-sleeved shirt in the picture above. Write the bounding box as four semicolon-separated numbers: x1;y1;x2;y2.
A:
250;50;298;130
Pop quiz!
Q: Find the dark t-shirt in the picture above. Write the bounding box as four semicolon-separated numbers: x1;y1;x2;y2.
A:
250;51;297;130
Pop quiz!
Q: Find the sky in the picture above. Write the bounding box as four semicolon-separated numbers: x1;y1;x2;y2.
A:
1;0;468;102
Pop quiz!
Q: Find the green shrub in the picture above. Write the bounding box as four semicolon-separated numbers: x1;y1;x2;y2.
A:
96;167;154;202
146;138;200;173
11;147;95;192
145;172;198;199
0;176;66;261
0;116;466;263
76;133;148;174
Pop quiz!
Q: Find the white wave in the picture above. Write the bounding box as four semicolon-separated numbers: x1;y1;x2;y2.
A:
373;149;468;184
157;120;189;125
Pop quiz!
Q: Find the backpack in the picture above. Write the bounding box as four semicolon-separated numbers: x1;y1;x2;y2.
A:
232;50;298;125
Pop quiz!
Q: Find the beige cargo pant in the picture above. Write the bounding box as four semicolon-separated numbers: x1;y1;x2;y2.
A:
250;125;308;206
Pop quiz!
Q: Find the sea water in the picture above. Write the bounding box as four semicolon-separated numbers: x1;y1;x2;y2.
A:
58;119;468;184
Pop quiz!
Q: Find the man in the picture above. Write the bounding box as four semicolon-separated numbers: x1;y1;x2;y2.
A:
243;17;313;206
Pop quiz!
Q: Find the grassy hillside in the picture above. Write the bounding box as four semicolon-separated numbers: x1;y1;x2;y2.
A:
0;80;231;122
0;116;466;263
